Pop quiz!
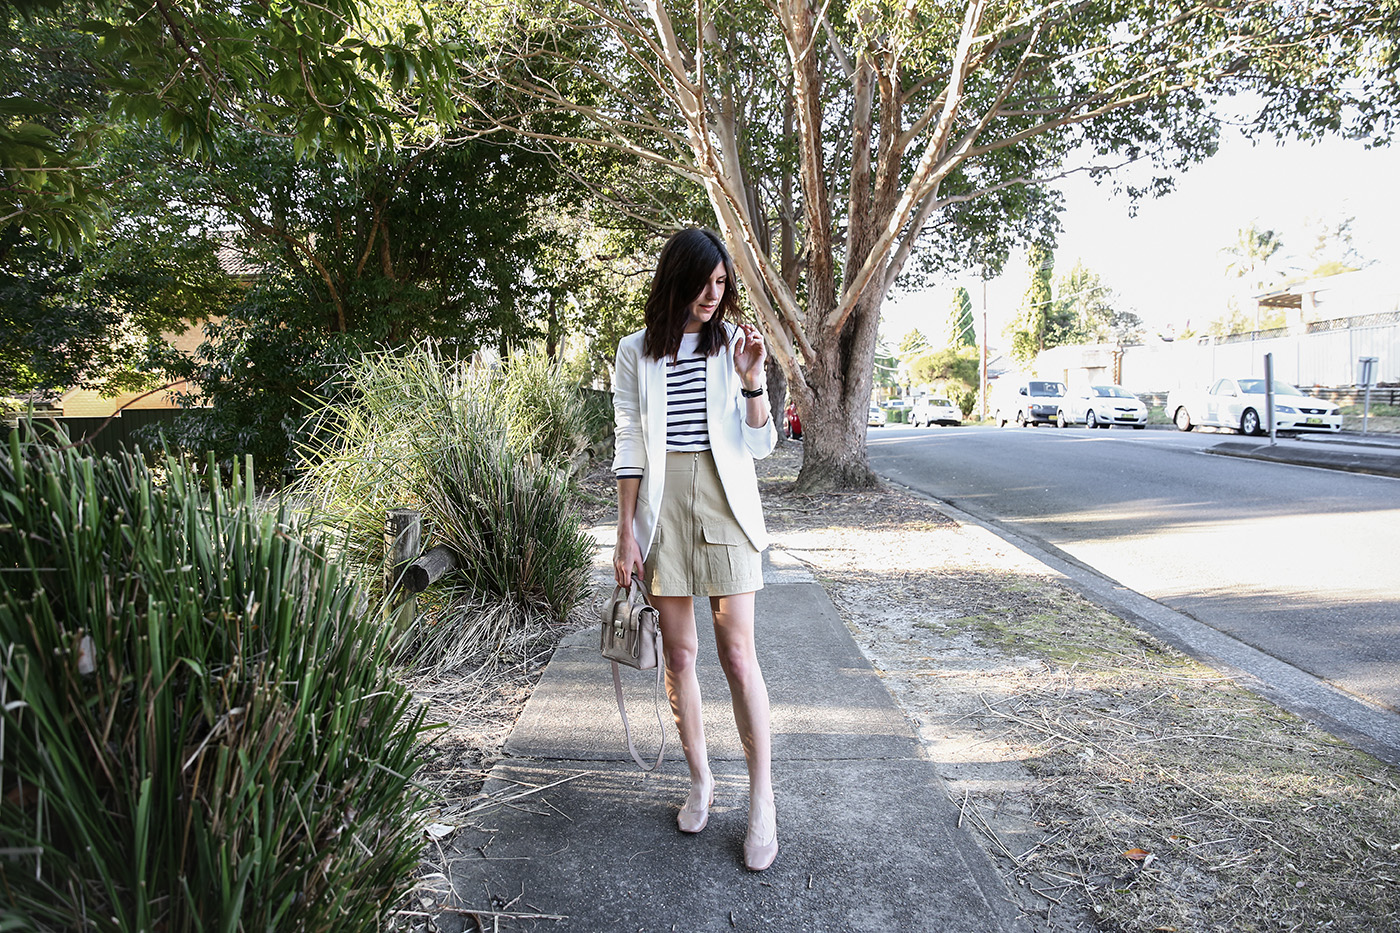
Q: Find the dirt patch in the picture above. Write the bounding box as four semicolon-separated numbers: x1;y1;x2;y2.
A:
756;441;1400;933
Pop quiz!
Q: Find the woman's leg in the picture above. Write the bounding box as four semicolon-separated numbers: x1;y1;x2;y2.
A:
711;592;777;868
652;594;714;828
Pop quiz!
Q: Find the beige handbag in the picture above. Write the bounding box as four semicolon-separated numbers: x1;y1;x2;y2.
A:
601;579;667;771
602;581;661;669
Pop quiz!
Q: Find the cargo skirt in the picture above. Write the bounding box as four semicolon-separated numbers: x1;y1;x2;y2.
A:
643;450;763;598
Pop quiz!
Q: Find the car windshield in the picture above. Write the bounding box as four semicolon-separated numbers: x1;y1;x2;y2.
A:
1093;385;1133;398
930;398;951;406
1237;379;1304;396
1028;381;1065;397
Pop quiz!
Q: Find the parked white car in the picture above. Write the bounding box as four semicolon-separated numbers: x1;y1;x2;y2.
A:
911;396;962;427
1166;378;1342;435
867;404;888;427
1058;385;1148;429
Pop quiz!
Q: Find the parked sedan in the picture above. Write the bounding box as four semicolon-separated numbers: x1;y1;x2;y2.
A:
911;396;962;427
1058;385;1148;429
1166;378;1342;435
867;405;888;427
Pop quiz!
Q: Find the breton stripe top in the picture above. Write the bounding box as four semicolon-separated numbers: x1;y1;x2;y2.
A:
615;332;709;479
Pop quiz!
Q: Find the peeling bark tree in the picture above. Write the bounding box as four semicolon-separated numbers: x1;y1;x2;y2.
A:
451;0;1395;491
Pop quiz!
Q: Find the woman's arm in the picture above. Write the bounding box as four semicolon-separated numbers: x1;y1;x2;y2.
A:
733;323;769;429
614;477;644;587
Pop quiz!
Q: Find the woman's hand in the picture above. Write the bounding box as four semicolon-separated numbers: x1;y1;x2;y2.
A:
614;527;644;588
733;322;767;390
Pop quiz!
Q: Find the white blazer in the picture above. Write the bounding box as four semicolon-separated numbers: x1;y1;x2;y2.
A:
611;324;777;559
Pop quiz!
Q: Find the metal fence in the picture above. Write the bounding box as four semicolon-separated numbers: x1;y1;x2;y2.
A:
1120;317;1400;393
7;409;183;460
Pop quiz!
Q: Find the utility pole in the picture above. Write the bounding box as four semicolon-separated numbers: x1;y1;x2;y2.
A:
980;279;989;422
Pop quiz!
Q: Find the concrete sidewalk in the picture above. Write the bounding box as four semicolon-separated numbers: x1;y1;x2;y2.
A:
437;552;1030;933
1204;429;1400;477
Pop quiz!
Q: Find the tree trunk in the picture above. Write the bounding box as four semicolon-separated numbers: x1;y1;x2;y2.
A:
789;292;882;492
765;354;787;442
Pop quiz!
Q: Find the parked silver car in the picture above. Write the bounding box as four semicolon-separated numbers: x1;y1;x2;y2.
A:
911;396;962;427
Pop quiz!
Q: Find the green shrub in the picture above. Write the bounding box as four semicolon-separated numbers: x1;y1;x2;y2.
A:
944;386;975;417
495;349;596;475
295;342;595;672
0;433;429;932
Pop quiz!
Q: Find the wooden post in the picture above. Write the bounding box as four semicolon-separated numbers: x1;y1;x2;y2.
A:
405;544;458;593
385;508;421;629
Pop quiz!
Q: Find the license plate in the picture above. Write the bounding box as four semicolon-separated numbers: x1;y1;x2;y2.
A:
1305;417;1323;425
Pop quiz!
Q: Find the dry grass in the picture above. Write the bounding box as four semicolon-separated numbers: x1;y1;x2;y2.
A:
756;441;1400;933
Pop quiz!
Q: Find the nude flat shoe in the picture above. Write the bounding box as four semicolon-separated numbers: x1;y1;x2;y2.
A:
743;797;778;871
678;785;715;834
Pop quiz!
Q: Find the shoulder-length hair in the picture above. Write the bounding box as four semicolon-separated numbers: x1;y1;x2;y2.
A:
642;227;739;361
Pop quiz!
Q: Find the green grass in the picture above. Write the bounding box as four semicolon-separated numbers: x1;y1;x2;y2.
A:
0;430;429;931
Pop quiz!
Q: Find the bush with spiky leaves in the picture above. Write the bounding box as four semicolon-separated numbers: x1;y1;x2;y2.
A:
295;342;595;672
0;433;430;931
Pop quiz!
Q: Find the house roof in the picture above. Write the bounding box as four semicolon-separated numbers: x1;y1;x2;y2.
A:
215;241;265;280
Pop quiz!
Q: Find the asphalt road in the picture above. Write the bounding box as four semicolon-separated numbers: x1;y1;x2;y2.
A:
867;423;1400;718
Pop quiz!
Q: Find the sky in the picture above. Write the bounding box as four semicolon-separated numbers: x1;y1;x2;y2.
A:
882;128;1400;352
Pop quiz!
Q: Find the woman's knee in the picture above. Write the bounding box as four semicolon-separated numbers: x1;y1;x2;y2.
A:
665;641;700;674
717;641;761;686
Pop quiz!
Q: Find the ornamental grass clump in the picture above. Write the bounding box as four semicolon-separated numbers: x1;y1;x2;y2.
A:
295;342;595;672
0;433;430;932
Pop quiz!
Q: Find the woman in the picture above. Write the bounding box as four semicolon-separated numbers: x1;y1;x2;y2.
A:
611;227;779;871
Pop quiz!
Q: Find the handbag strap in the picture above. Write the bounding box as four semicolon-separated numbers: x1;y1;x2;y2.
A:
611;574;666;772
611;658;667;772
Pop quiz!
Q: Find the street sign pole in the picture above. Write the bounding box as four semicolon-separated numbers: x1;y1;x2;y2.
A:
1264;353;1276;446
1359;356;1379;435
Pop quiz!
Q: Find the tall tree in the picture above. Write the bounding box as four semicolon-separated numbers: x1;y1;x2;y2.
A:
898;329;932;360
947;287;975;349
1219;223;1286;334
1009;245;1069;361
1223;224;1285;293
1054;261;1143;346
452;0;1396;490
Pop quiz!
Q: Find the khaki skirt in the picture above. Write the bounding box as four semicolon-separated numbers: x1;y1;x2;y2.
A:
643;450;763;598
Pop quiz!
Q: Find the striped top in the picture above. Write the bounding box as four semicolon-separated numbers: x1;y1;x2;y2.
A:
615;333;710;479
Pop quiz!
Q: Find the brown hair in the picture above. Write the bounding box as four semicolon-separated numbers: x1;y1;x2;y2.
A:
641;227;738;361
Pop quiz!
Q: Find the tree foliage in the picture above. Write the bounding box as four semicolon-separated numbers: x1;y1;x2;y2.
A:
0;202;235;398
449;0;1399;489
871;337;900;391
1;0;456;251
1009;245;1067;360
947;286;976;349
1055;261;1144;346
152;129;588;470
898;328;931;359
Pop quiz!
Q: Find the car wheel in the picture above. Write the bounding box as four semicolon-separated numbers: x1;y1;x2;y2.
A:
1086;410;1098;429
1174;407;1193;431
996;410;1007;427
1056;409;1069;428
1015;411;1027;427
1240;408;1261;436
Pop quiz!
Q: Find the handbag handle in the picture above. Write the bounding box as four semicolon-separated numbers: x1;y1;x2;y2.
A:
611;575;666;772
